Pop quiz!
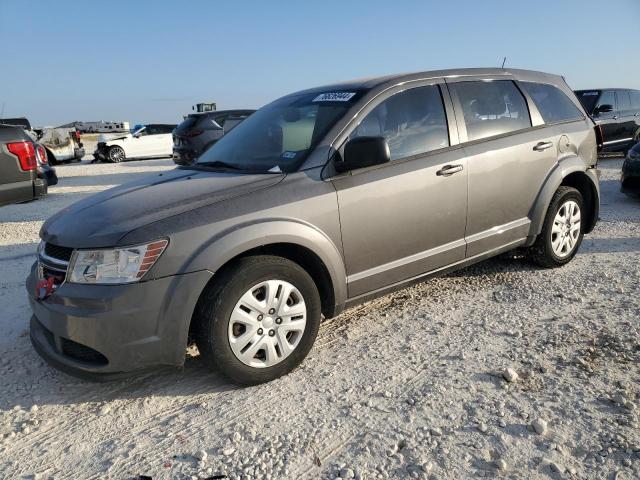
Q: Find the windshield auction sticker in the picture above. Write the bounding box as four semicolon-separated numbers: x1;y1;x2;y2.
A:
313;92;356;102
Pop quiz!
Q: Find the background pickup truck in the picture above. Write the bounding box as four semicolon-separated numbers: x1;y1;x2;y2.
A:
0;117;85;165
0;124;47;207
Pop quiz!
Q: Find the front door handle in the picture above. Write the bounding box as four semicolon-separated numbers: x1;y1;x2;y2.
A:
533;141;553;152
436;164;463;176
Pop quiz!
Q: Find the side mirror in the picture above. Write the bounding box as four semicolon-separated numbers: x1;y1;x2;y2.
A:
335;136;390;173
595;104;613;114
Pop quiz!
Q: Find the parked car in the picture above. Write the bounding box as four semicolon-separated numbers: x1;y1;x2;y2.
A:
574;89;640;153
1;117;84;165
28;68;600;385
93;124;176;162
34;142;58;186
173;110;255;165
621;141;640;196
1;125;47;206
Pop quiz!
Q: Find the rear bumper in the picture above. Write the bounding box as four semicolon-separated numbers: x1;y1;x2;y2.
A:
37;166;58;186
172;147;198;166
34;178;48;198
27;262;213;379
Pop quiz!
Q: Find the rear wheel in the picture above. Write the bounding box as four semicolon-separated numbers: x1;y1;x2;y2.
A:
108;146;125;163
194;256;321;385
530;186;584;268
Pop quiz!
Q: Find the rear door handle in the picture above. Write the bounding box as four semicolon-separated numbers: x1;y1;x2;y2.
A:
436;164;463;176
533;141;553;152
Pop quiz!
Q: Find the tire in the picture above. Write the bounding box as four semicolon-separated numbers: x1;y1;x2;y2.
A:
108;146;125;163
194;255;321;385
530;186;584;268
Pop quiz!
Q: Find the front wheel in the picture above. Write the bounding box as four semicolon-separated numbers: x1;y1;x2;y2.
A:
108;146;126;163
530;186;584;268
194;256;321;385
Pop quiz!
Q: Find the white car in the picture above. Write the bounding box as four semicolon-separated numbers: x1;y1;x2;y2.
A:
94;124;176;163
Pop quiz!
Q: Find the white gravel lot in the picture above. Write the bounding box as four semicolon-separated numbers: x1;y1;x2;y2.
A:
0;158;638;480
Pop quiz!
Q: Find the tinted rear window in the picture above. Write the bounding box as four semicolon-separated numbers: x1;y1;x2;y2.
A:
0;118;31;129
452;80;531;141
631;90;640;110
520;82;584;124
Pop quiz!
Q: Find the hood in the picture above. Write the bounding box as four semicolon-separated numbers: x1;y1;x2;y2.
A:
41;168;284;248
99;132;131;143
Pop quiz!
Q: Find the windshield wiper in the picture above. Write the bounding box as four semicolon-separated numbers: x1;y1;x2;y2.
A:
190;160;244;171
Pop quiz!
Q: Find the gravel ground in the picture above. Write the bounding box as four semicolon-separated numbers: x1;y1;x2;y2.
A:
0;158;638;480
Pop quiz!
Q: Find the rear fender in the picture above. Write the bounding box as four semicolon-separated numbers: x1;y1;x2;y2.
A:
528;157;599;239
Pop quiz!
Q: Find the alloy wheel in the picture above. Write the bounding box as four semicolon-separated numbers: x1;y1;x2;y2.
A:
551;200;581;258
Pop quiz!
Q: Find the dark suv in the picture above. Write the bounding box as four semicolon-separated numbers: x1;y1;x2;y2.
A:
173;110;254;165
575;89;640;153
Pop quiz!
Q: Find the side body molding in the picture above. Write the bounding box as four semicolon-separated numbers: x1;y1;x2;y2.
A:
528;156;600;241
181;219;348;315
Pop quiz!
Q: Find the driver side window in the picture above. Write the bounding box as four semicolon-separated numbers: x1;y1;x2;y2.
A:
350;85;449;161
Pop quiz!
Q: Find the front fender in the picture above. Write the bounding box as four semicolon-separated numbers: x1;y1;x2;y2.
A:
528;156;599;239
180;219;348;313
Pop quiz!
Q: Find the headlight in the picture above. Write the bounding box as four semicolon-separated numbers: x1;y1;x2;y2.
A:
68;239;168;284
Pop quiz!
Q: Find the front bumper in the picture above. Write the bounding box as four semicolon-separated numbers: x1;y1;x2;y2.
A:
27;262;213;379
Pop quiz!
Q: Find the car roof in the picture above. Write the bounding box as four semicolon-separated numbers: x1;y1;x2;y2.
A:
575;88;637;92
290;68;567;96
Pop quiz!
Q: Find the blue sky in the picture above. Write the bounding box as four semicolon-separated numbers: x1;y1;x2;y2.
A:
1;0;639;126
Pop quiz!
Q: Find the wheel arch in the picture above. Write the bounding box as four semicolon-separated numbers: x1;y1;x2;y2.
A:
183;221;347;343
529;159;599;239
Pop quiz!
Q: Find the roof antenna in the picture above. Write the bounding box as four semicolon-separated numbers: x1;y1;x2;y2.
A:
501;57;507;69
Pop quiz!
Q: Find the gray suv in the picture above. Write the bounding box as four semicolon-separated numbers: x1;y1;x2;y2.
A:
27;68;600;385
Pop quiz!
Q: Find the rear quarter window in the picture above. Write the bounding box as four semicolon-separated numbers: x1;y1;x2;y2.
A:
520;82;584;124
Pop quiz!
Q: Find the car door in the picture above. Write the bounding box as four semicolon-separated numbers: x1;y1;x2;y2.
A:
155;125;174;156
126;127;149;157
447;77;559;257
331;81;468;298
616;90;637;149
592;90;623;151
631;90;640;141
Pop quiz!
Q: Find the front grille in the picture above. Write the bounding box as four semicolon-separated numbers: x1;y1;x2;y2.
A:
60;338;108;365
44;243;73;262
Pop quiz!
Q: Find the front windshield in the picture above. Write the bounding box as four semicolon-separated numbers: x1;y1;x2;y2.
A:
196;91;362;172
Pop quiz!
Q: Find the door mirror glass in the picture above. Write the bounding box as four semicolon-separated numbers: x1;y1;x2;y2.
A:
596;104;613;114
335;136;390;173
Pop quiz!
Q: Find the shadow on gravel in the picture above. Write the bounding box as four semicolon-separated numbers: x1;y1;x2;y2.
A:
582;237;640;253
1;349;240;411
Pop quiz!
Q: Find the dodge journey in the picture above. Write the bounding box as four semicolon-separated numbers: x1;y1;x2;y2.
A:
28;68;600;384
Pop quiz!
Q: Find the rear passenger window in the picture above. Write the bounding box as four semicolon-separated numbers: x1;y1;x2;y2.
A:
350;85;449;161
520;82;584;124
452;80;531;141
616;90;632;112
631;91;640;110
